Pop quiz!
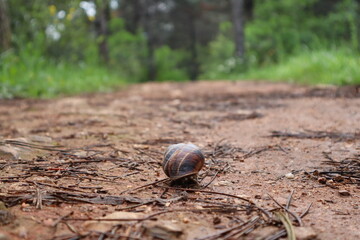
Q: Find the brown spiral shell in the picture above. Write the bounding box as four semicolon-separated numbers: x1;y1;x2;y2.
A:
162;143;205;179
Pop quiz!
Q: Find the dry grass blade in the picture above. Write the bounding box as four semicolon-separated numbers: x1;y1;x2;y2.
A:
269;130;360;141
161;186;255;204
64;207;240;223
286;190;294;210
119;178;170;194
239;145;285;160
317;153;360;185
195;216;260;240
1;140;67;152
221;216;260;240
200;163;229;189
264;229;287;240
267;193;302;226
300;203;313;218
275;211;296;240
265;202;313;240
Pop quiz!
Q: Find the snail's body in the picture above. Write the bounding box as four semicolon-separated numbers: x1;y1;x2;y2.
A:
163;143;205;185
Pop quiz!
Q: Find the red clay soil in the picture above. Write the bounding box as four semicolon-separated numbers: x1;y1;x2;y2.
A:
0;81;359;240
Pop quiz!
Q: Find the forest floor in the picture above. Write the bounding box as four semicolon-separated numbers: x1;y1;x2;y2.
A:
0;81;359;240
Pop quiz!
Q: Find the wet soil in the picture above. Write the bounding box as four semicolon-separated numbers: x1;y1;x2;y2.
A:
0;81;359;240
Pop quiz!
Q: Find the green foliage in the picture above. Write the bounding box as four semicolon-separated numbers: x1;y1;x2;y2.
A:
108;19;189;82
2;0;359;99
108;18;147;81
200;0;360;85
0;48;125;99
46;8;97;63
245;0;357;65
155;46;188;81
199;22;236;79
238;48;360;85
1;1;126;98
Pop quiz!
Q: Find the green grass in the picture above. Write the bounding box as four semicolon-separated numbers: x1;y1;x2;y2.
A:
2;48;359;99
238;49;360;85
0;52;127;99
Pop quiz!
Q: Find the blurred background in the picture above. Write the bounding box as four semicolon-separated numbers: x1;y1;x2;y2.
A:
0;0;359;98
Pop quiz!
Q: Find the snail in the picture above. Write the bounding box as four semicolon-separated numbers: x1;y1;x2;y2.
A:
162;143;205;185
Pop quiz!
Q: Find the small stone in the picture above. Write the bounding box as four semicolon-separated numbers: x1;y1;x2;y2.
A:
0;233;10;240
215;180;231;186
43;218;55;227
285;173;295;179
254;194;262;199
334;175;344;182
338;190;351;196
213;217;221;225
317;177;327;184
182;217;189;223
21;203;29;208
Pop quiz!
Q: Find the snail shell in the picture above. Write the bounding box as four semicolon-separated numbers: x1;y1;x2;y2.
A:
162;143;205;179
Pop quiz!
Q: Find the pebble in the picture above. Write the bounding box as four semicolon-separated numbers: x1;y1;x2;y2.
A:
317;177;327;184
0;233;10;240
213;217;221;225
215;180;231;186
182;217;189;223
285;173;295;179
338;190;350;196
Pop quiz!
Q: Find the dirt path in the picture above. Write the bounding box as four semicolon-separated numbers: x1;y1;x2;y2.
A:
0;81;359;240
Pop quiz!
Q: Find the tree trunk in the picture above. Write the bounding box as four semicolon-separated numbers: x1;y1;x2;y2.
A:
0;0;11;52
188;11;199;81
121;0;142;34
140;0;156;81
231;0;245;60
95;0;110;64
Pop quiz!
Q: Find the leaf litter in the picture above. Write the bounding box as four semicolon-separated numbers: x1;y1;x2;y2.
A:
0;81;359;239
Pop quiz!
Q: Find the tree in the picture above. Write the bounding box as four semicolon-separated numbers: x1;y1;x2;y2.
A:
140;0;157;81
231;0;245;60
170;0;201;81
185;1;200;81
120;0;142;34
95;0;111;64
0;0;11;52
